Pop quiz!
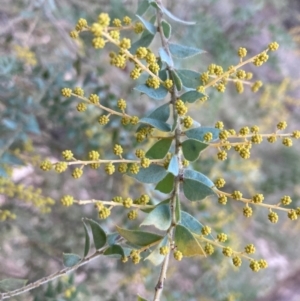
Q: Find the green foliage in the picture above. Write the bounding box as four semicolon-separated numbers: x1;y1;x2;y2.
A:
2;1;300;301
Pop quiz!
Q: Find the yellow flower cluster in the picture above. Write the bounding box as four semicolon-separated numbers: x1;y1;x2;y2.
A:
128;210;138;220
61;195;74;207
54;162;68;173
130;250;141;264
113;144;123;156
14;45;37;66
105;163;115;175
159;246;169;255
62;150;74;160
175;99;188;116
201;225;211;236
173;250;183;261
0;209;16;221
183;116;193;128
118;163;128;173
135;194;150;205
214;178;226;188
0;177;55;213
204;243;214;255
72;168;83;179
146;77;160;89
99;207;111;219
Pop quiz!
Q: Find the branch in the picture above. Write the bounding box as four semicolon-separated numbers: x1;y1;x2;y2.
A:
0;248;106;300
153;1;181;300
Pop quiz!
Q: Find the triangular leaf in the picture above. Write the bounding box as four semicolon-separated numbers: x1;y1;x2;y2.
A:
161;20;171;39
146;138;172;159
169;43;205;59
185;127;220;142
85;219;107;249
159;47;173;66
0;278;27;292
182;139;208;161
145;236;168;266
160;5;196;25
134;84;168;100
128;164;168;184
63;253;81;267
155;173;174;194
104;244;125;259
116;226;163;247
182;169;216;201
167;155;179;176
174;225;205;256
180;90;205;103
176;69;201;89
136;0;150;15
140;204;171;230
159;69;167;81
180;211;203;235
139;117;171;132
130;32;155;53
82;220;90;257
107;232;120;246
136;15;157;35
147;103;170;121
171;70;182;91
149;0;159;9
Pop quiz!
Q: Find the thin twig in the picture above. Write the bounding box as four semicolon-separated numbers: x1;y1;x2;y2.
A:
152;1;182;300
0;248;106;300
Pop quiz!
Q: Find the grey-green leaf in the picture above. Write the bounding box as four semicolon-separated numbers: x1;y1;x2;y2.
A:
176;69;201;89
82;220;90;257
159;69;167;81
146;138;172;159
63;253;81;267
171;70;182;91
174;225;205;257
155;173;174;194
130;33;155;53
145;235;168;266
182;139;208;161
140;204;171;230
180;211;204;235
85;219;107;249
159;47;173;66
180;90;205;103
128;164;168;184
116;226;163;247
168;155;179;176
104;244;125;259
139;117;171;132
107;232;120;246
185;127;220;142
169;43;205;59
136;0;150;15
136;15;157;35
160;5;196;25
161;20;171;39
134;84;168;100
182;169;216;201
0;278;27;292
149;0;159;9
147;103;170;121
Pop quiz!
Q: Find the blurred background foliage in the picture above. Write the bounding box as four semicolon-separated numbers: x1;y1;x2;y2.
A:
1;0;300;300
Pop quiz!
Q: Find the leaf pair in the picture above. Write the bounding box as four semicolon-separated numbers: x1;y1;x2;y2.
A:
63;219;106;267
